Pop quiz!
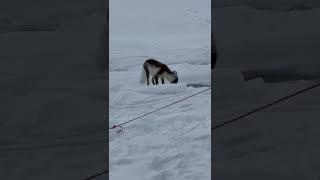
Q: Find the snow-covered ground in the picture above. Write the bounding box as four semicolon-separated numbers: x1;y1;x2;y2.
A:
109;0;211;179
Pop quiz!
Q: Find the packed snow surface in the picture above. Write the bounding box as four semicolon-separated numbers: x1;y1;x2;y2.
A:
109;0;211;179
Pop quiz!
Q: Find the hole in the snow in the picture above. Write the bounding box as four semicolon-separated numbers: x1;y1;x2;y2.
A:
186;83;210;88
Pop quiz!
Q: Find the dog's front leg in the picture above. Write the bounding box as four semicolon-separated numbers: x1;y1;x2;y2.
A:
155;75;159;84
146;71;150;85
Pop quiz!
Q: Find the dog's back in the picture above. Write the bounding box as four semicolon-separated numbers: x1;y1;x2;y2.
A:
144;59;163;67
143;59;170;71
144;59;171;74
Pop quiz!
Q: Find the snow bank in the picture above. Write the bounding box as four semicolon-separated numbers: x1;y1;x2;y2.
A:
137;83;189;94
172;63;211;86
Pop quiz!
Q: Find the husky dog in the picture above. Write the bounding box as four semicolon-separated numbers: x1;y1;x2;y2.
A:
140;59;178;85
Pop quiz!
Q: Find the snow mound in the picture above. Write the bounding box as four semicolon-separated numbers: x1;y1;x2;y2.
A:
172;63;211;86
137;83;188;94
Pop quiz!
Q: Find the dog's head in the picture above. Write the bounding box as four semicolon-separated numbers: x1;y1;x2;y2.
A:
172;71;178;83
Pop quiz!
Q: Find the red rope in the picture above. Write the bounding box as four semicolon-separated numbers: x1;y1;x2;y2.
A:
110;125;123;133
109;87;211;133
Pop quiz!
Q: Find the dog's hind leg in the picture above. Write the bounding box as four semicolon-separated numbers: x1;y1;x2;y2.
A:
155;75;159;84
151;76;156;85
161;77;164;84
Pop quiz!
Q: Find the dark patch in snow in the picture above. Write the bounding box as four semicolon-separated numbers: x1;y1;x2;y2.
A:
186;83;210;88
242;69;320;83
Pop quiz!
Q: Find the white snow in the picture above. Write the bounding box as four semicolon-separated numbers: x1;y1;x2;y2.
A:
109;0;211;179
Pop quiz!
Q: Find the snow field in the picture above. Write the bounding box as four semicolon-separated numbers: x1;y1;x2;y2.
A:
110;0;210;179
109;74;211;180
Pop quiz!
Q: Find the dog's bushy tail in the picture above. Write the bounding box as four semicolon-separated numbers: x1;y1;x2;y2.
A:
139;67;147;84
